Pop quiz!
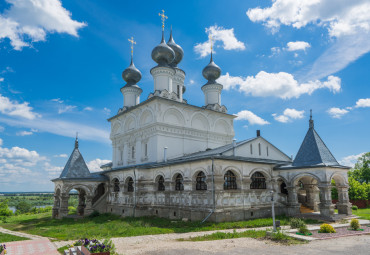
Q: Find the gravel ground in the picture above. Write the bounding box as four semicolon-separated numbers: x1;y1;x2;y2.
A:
310;225;370;239
117;235;370;255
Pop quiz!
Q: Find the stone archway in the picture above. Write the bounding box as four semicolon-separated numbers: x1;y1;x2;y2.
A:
331;173;352;215
286;173;336;218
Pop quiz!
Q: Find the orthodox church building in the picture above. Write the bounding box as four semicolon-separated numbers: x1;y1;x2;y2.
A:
52;18;352;222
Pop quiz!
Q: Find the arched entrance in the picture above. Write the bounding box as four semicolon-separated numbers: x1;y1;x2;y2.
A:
331;173;352;215
286;173;335;218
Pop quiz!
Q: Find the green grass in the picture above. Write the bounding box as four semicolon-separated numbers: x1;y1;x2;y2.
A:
57;245;70;255
352;208;370;220
0;212;318;241
0;232;30;242
179;230;267;241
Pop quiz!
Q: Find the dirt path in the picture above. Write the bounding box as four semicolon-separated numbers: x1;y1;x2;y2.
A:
0;226;43;240
133;235;370;255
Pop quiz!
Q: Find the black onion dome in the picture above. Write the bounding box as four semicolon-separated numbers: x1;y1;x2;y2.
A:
167;28;183;66
152;31;175;66
122;57;142;85
202;53;221;82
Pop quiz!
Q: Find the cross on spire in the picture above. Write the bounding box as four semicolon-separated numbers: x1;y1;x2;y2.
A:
309;109;314;129
128;36;136;57
75;132;79;149
158;10;168;30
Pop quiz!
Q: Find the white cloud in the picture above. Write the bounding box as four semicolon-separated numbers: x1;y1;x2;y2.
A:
1;116;110;144
103;107;111;115
58;105;76;114
84;107;93;111
246;0;370;37
218;71;341;99
0;0;86;50
235;110;270;125
0;145;46;168
247;1;370;81
87;158;110;172
54;154;68;158
0;94;40;119
0;138;2;146
286;41;310;51
273;108;304;123
51;98;64;103
355;98;370;108
327;107;349;118
0;77;4;82
43;162;63;176
194;25;245;58
16;130;33;136
270;47;281;56
339;152;365;167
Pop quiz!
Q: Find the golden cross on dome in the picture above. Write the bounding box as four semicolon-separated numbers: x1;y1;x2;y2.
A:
209;34;213;51
158;10;168;30
128;36;136;56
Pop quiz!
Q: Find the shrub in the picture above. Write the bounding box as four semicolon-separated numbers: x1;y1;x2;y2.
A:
289;218;305;229
0;243;5;253
298;225;311;235
352;205;358;210
319;224;336;233
270;231;289;241
88;210;101;218
350;218;360;230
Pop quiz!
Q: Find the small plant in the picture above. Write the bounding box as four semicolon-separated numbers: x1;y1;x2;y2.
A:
289;218;305;229
0;243;6;254
350;218;361;230
74;238;115;254
298;225;311;236
352;205;358;210
319;223;336;233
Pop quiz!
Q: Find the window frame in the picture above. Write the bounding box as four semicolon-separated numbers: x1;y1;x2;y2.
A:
175;174;184;191
196;171;207;191
224;170;237;190
250;172;266;189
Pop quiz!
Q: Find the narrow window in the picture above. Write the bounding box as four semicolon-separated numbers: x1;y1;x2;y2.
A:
258;143;261;156
158;176;165;191
131;146;135;159
113;178;120;192
196;171;207;190
177;85;180;97
145;143;148;157
250;172;266;189
250;144;253;155
120;149;123;161
175;174;184;191
127;177;134;192
266;146;269;156
224;170;237;190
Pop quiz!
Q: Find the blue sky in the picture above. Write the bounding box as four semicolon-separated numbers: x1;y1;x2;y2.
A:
0;0;369;191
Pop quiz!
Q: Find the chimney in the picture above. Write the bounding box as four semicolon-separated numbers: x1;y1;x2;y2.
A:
232;139;237;156
256;130;261;137
164;147;168;162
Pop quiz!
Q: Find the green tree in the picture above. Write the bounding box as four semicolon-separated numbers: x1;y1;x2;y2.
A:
16;200;32;214
0;199;13;216
349;152;370;183
348;177;368;200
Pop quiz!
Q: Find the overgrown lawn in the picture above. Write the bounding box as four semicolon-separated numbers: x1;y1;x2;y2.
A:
0;212;318;241
0;232;30;242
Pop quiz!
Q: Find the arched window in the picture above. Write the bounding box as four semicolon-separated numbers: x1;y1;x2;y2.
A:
224;170;237;190
250;172;266;189
127;177;134;192
196;171;207;190
175;174;184;191
280;182;288;195
113;178;120;192
158;176;165;191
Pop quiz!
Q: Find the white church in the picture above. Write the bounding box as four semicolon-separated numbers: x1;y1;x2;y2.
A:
52;17;352;222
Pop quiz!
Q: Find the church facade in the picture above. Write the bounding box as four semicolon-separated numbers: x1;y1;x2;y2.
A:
52;23;352;222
